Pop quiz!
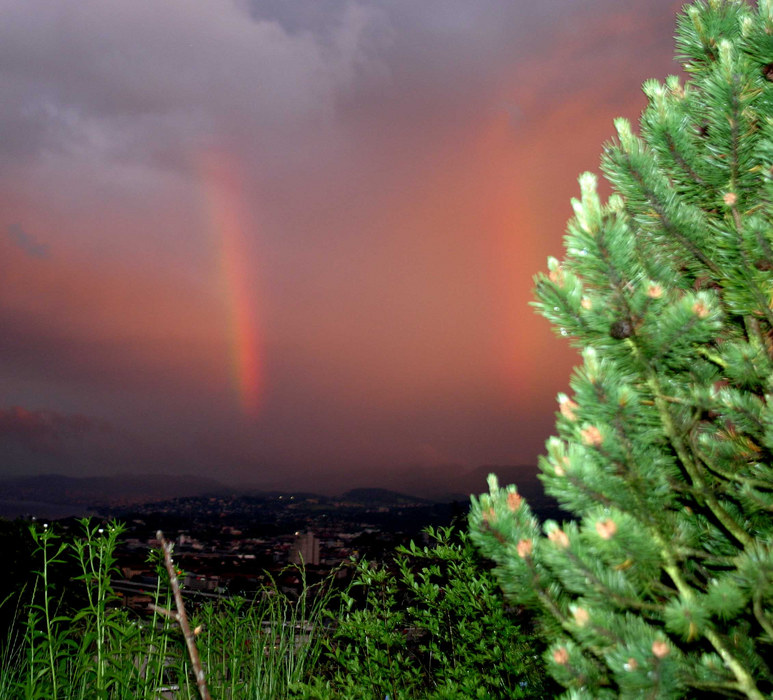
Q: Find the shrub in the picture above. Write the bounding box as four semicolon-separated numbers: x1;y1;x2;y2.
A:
309;526;552;699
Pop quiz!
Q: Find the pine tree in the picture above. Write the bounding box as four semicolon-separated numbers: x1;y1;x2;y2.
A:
469;1;773;697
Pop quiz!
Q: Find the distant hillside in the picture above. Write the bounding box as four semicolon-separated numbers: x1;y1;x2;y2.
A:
0;467;567;522
449;465;566;521
452;465;543;499
340;487;430;506
0;473;227;507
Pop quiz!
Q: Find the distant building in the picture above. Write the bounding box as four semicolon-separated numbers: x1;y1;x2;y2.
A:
289;531;320;566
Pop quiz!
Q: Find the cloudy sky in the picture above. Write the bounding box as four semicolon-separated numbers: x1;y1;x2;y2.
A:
0;0;683;494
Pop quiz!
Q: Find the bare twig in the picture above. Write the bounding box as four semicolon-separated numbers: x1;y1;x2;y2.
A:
156;530;211;700
149;603;178;620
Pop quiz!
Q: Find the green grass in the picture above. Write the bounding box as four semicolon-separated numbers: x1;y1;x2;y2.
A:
0;520;549;699
0;520;333;699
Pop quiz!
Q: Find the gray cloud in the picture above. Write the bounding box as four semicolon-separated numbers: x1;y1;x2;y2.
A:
0;0;674;173
0;0;390;174
7;223;48;258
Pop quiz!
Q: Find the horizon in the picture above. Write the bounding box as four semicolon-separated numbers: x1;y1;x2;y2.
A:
0;462;543;500
0;0;683;491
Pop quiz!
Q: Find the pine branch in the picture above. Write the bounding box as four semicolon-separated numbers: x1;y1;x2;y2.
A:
658;542;765;700
752;589;773;642
635;342;754;548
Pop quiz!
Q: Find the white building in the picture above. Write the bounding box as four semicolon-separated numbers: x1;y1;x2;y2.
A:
289;531;320;566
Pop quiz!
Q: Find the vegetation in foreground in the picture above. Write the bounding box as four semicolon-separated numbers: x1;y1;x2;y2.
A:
471;1;773;697
0;518;549;699
308;526;554;699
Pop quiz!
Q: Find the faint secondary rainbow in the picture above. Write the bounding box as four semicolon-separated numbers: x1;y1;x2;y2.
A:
197;150;264;417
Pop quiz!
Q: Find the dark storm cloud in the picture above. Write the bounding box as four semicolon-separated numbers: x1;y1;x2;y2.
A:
0;406;111;455
0;402;228;480
244;0;375;38
0;0;391;175
0;0;680;174
6;223;48;258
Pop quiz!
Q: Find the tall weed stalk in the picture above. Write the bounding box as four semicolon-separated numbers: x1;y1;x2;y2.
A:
26;523;69;699
0;521;341;699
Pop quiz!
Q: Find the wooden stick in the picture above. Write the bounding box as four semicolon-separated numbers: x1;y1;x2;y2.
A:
156;530;211;700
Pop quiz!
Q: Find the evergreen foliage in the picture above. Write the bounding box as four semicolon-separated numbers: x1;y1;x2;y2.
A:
469;1;773;697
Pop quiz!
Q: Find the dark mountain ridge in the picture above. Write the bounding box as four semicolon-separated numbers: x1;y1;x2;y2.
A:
340;487;430;506
0;473;228;507
0;466;561;519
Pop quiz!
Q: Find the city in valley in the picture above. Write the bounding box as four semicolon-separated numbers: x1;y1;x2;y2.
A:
0;469;561;615
103;489;466;610
1;486;470;613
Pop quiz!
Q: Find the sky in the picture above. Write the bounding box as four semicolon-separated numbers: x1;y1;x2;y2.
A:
0;0;684;495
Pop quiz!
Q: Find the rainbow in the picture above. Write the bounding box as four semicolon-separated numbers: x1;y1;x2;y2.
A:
197;150;264;417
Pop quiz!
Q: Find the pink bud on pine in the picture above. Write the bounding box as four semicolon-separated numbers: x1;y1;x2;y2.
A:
647;283;663;299
595;518;617;539
581;426;603;446
559;395;579;421
573;607;590;626
548;529;570;548
507;491;522;512
692;300;710;318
